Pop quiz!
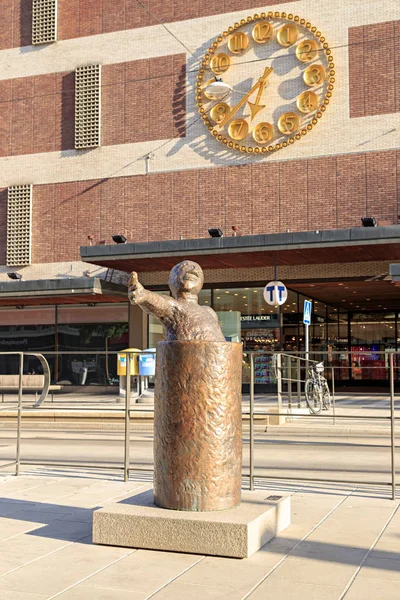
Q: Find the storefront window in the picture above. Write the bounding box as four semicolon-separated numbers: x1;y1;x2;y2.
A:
350;312;395;381
57;322;128;385
213;287;278;387
0;307;56;377
0;304;129;385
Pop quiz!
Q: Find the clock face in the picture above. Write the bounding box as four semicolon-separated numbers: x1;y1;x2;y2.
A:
196;11;335;155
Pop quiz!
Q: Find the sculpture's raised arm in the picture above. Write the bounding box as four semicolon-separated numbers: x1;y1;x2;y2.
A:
128;272;174;320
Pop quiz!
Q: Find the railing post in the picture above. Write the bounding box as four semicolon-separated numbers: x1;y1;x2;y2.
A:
297;356;301;408
288;356;292;410
332;366;336;426
15;352;23;476
249;352;255;491
277;353;282;415
389;352;396;500
124;351;131;483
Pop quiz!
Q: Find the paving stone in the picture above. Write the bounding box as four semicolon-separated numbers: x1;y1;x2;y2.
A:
0;591;47;600
344;577;400;599
0;565;93;596
0;516;44;541
247;579;344;600
36;541;132;571
0;531;69;558
262;555;358;587
56;585;146;599
83;550;202;594
150;581;242;600
177;554;277;592
358;557;400;581
27;518;92;541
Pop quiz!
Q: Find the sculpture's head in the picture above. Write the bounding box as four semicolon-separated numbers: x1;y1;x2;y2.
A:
168;260;204;299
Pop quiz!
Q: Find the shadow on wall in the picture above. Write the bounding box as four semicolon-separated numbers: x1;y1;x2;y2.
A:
61;72;76;151
19;0;33;49
172;61;187;138
0;189;7;265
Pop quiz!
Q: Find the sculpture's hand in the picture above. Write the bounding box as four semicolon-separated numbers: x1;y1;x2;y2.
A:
128;271;146;305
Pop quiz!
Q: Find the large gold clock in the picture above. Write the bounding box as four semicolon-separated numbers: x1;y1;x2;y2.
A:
196;11;335;154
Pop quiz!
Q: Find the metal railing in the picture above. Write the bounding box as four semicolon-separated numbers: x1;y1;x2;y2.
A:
250;350;398;500
0;352;51;475
0;349;398;500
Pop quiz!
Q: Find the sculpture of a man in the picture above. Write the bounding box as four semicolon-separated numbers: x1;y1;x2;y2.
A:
128;260;225;342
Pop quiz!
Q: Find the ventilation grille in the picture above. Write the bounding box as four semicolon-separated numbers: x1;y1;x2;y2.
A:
32;0;58;45
75;65;102;149
7;185;33;267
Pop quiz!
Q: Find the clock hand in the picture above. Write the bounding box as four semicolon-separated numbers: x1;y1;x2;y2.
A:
248;80;267;120
218;67;273;129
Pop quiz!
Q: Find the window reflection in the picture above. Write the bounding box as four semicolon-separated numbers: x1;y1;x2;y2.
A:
213;287;279;386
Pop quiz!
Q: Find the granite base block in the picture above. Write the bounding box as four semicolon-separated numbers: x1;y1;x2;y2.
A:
92;489;291;558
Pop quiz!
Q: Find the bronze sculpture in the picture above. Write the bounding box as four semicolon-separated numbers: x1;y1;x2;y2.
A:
129;260;242;511
128;261;226;342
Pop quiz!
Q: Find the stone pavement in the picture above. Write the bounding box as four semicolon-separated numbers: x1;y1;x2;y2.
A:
0;469;399;599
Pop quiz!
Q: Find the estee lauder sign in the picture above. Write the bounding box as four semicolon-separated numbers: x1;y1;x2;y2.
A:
240;314;279;328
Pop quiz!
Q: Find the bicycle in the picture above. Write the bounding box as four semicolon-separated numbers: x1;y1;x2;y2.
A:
305;361;331;414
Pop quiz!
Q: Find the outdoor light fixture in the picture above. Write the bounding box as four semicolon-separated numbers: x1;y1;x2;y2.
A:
112;234;127;244
7;272;22;280
208;228;223;238
203;77;233;101
361;217;377;227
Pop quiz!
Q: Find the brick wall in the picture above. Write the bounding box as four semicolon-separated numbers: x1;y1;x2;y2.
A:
0;54;185;157
102;54;186;146
0;71;74;156
349;20;400;117
0;0;300;50
25;148;400;264
0;0;32;51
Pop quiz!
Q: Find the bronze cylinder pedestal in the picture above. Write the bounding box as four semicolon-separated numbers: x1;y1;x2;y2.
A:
153;341;242;512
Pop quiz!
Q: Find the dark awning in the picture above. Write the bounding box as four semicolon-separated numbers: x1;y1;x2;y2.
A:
80;226;400;273
0;277;127;306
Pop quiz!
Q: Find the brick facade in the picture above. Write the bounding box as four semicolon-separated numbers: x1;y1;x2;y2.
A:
0;2;399;281
349;20;400;117
0;148;394;264
0;54;185;157
0;0;300;50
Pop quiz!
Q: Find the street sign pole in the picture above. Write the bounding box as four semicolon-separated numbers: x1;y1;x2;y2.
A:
303;300;312;367
305;322;309;362
274;255;283;350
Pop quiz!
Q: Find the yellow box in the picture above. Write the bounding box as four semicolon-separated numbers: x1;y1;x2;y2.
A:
117;348;140;376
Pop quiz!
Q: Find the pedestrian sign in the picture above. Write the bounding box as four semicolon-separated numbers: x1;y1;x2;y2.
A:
303;300;312;325
263;281;287;306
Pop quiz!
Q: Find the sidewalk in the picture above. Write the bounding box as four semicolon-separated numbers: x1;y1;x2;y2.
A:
0;469;399;599
0;393;398;436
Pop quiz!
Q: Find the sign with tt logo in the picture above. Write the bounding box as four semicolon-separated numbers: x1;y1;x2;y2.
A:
263;281;288;306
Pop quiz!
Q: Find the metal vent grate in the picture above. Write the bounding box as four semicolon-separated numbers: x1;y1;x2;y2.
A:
75;64;102;149
32;0;58;45
7;185;33;267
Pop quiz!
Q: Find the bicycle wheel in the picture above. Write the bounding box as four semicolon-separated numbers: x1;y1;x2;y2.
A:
322;380;331;409
305;379;322;414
